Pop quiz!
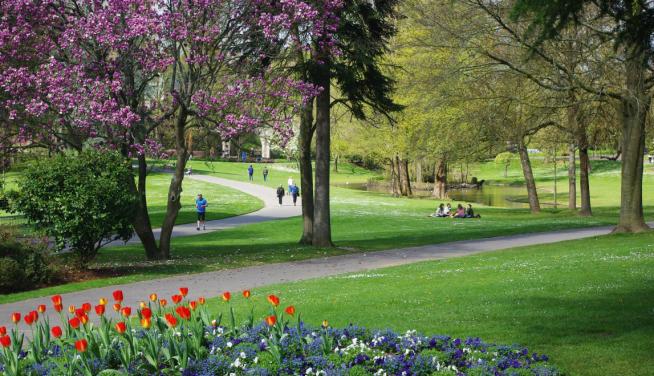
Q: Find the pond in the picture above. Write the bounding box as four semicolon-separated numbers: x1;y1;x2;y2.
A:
335;181;555;209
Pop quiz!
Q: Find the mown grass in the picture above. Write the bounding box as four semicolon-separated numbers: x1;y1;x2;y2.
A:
204;231;654;376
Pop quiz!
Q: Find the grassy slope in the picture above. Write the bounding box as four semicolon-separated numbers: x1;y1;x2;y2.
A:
204;232;654;376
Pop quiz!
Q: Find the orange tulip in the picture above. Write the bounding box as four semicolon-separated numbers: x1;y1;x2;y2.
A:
51;295;62;306
171;294;183;304
149;293;157;302
141;318;151;330
267;294;280;307
113;290;124;302
179;287;189;297
37;304;46;313
222;291;231;302
95;304;105;316
189;301;197;311
140;307;152;320
139;301;146;309
242;290;251;299
198;297;206;305
75;339;88;353
113;303;121;312
68;317;81;329
51;326;63;338
10;312;20;324
165;313;177;328
115;322;127;334
159;299;168;307
121;307;132;317
0;335;11;348
79;314;89;325
265;315;277;326
68;305;75;314
284;306;296;316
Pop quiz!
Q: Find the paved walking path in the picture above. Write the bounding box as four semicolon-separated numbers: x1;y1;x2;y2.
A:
113;174;302;245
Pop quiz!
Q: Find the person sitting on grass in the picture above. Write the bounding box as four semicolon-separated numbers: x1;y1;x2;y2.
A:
430;203;448;217
445;203;452;216
452;204;466;218
465;203;481;218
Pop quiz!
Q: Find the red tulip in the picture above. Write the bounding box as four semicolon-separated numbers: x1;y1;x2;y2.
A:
75;308;86;318
171;294;183;304
11;312;20;324
242;290;251;299
198;297;206;305
68;317;81;329
113;290;124;302
79;313;89;325
121;307;132;317
222;291;231;302
113;303;121;312
267;294;280;307
165;313;177;328
24;313;35;326
51;326;62;338
140;307;152;320
189;301;197;311
159;299;168;307
179;287;189;297
0;326;6;336
75;339;88;353
115;322;126;334
51;295;62;306
81;302;92;312
37;304;46;313
284;306;296;316
95;304;105;316
175;306;191;320
54;303;63;313
265;315;277;326
0;335;10;348
29;310;38;322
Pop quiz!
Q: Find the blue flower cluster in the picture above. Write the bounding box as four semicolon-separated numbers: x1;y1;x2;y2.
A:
182;323;560;376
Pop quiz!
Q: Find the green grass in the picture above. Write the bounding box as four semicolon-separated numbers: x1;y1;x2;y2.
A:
204;232;654;376
144;173;263;226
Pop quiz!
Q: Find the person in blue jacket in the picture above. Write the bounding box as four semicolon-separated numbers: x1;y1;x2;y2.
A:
247;165;254;181
290;184;300;206
195;193;208;231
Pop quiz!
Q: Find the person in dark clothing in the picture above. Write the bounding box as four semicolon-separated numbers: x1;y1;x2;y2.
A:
263;167;269;181
276;185;285;206
290;184;300;206
465;204;481;218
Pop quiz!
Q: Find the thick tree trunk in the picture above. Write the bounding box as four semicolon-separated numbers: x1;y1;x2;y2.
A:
128;155;161;260
432;158;448;199
390;159;401;197
518;140;541;213
415;159;423;183
567;143;577;210
397;156;408;196
402;159;412;196
298;98;315;245
313;74;333;247
615;51;650;233
159;109;189;259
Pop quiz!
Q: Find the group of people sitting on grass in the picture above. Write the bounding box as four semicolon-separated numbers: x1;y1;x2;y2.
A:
430;203;481;218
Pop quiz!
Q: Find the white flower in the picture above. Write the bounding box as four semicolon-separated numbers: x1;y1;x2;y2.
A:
240;351;247;359
227;341;233;348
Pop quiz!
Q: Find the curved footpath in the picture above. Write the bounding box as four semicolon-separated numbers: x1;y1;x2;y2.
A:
1;174;650;328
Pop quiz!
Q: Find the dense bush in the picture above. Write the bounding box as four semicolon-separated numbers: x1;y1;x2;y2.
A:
0;289;560;376
11;150;137;266
0;227;51;293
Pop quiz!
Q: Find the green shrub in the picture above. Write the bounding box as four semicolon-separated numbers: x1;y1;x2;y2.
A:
0;227;51;293
11;150;137;266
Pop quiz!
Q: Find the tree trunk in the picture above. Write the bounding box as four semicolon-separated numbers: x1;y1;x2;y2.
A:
518;140;541;214
397;156;408;196
432;158;448;199
298;98;315;245
615;50;650;233
333;154;339;173
390;159;401;197
567;143;577;210
578;142;592;216
312;73;333;247
402;159;412;196
159;109;189;259
415;159;423;184
128;155;161;260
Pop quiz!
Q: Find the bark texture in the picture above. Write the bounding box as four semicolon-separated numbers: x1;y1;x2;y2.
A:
518;140;541;214
298;99;315;245
312;75;333;247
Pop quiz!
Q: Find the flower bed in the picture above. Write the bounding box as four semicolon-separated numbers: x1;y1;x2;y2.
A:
0;289;559;375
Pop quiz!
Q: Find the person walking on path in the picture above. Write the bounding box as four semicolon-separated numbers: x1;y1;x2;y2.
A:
248;165;254;181
287;177;294;195
195;193;208;231
263;167;269;182
276;185;285;206
290;184;300;206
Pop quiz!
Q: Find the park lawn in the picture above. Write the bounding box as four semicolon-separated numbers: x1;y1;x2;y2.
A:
205;231;654;376
144;173;263;226
3;183;651;303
